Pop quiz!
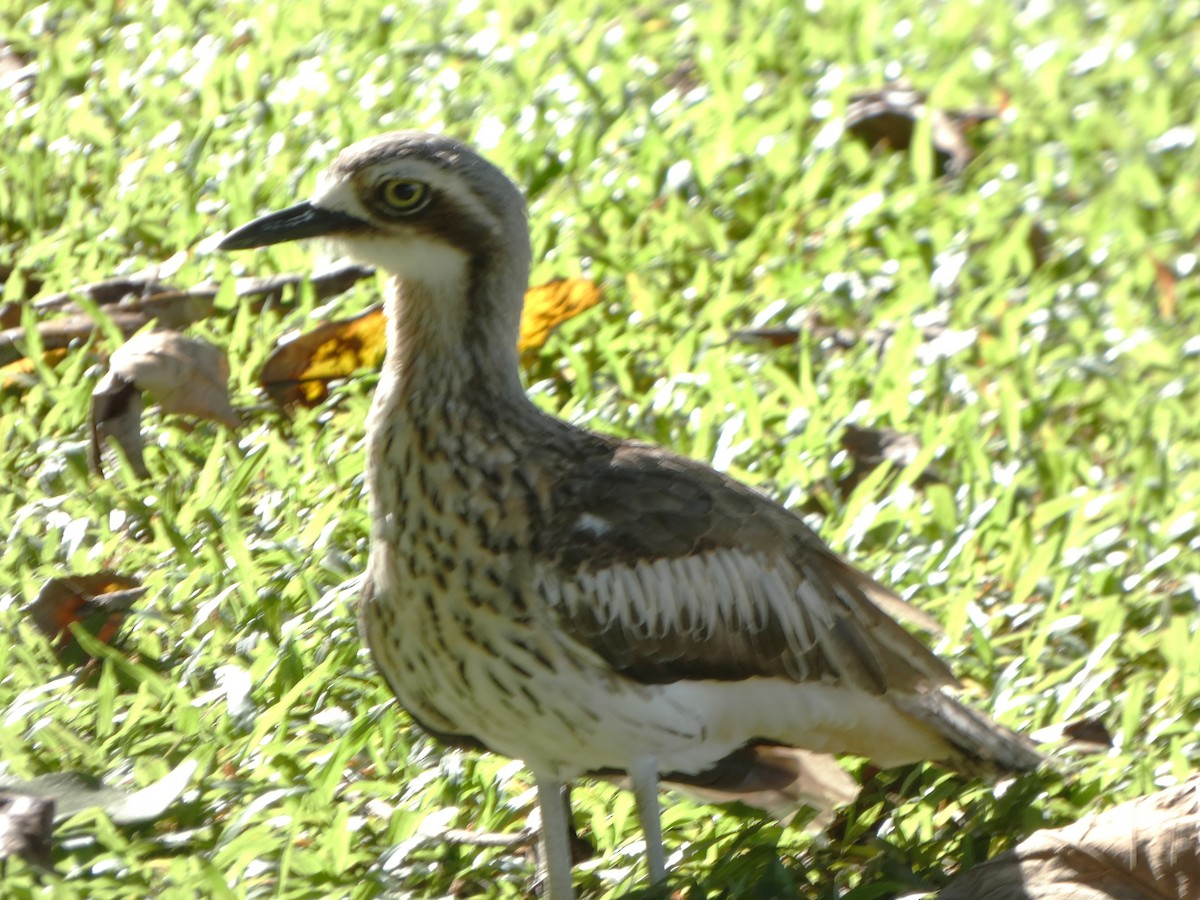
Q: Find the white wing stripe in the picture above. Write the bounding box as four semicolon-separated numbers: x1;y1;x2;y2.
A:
539;548;844;666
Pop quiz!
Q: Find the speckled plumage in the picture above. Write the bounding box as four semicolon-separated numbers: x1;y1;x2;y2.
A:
219;131;1041;900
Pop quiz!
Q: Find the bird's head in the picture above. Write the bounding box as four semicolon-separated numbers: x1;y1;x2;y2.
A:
220;131;533;372
221;131;529;276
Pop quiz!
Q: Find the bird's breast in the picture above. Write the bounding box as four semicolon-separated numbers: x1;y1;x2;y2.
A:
357;394;713;776
359;400;559;743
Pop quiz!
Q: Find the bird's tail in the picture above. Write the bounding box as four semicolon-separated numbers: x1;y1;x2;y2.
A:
892;688;1043;776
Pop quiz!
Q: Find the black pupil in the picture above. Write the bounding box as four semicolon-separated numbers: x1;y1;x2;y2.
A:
390;182;419;205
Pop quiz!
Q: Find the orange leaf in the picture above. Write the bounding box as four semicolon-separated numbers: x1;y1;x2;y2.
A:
1149;254;1177;320
259;305;387;406
0;348;70;390
23;573;145;666
517;277;603;353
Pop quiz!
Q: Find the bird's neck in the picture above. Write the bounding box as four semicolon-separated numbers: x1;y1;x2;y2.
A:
366;268;547;542
381;269;532;419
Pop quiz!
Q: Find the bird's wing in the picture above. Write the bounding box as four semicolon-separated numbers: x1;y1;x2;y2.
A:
534;441;957;694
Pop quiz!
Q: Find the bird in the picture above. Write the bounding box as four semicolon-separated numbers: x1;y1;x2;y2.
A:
218;131;1042;900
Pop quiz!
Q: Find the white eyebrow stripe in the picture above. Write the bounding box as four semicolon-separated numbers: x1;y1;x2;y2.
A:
309;178;368;219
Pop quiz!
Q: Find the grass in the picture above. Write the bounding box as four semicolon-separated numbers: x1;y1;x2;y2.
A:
2;0;1198;896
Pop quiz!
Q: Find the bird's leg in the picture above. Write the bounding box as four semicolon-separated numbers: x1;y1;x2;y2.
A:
532;773;575;900
630;755;666;885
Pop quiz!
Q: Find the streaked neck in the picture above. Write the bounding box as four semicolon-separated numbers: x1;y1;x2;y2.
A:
384;271;528;411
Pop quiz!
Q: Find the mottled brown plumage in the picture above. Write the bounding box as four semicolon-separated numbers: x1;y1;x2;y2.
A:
219;131;1041;900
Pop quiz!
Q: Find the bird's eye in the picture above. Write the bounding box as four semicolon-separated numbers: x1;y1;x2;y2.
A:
378;178;430;213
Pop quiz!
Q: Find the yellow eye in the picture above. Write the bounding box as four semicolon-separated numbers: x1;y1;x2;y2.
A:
379;178;429;213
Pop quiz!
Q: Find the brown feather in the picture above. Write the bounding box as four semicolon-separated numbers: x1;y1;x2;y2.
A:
537;438;957;694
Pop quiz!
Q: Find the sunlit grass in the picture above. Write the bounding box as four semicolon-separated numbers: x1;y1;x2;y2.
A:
2;0;1198;896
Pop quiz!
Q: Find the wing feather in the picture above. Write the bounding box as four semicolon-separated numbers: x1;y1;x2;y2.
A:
535;440;957;693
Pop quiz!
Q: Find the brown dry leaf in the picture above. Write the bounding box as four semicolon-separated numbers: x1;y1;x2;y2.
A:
727;327;803;348
30;275;182;314
23;573;145;666
730;313;960;355
90;331;239;476
232;263;376;310
184;262;376;313
841;424;942;489
1027;220;1054;270
1150;255;1178;321
0;40;36;105
938;777;1200;900
0;760;198;829
28;262;372;318
1;262;372;372
0;296;214;367
844;86;998;175
261;278;602;407
1029;716;1114;753
0;263;46;324
799;423;943;518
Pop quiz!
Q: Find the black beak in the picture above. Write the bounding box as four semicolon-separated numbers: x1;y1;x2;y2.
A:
218;201;369;250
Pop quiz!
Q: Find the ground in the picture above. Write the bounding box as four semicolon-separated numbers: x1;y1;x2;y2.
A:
1;0;1198;897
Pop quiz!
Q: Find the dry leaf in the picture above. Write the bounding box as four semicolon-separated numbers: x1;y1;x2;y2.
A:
841;424;942;488
1;262;372;372
233;262;376;308
0;759;199;827
260;278;602;407
795;424;944;518
1028;220;1054;270
0;263;46;319
30;275;182;314
183;262;376;313
1149;255;1178;321
939;777;1200;900
731;313;973;357
23;573;145;666
0;348;70;391
518;277;604;353
0;298;214;367
727;327;805;348
90;331;239;476
259;305;386;406
0;793;54;867
1029;717;1114;753
844;86;998;175
0;40;36;105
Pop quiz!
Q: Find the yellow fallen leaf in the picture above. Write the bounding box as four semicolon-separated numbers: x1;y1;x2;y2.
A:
0;349;70;390
517;277;603;353
259;305;386;406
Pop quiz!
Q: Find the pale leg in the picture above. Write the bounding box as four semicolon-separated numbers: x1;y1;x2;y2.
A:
630;755;666;885
533;774;575;900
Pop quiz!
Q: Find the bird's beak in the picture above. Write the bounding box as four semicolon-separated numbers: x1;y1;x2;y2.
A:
218;201;369;250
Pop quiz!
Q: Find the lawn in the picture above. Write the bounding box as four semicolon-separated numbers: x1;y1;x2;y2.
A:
1;0;1198;897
